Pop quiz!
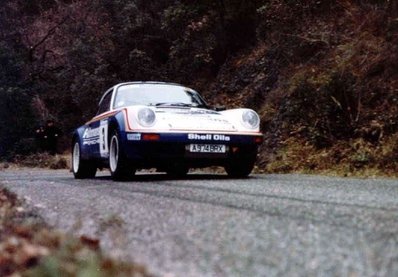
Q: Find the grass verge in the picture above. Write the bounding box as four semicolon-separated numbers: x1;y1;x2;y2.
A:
264;136;398;178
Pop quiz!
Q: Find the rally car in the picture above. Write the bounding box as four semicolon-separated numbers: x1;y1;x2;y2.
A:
71;82;263;180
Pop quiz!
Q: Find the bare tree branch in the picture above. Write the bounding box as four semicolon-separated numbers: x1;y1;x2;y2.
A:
29;16;70;62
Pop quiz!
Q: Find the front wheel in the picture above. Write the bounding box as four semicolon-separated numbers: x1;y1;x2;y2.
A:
72;140;97;179
225;160;255;178
109;130;135;181
224;151;256;178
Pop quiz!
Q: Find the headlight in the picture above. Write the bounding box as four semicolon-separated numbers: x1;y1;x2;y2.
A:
241;110;260;129
137;108;156;127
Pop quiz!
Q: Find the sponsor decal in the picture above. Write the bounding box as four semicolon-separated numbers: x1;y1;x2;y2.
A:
82;127;100;145
188;133;230;141
127;133;142;141
83;127;100;139
190;110;218;115
82;120;109;157
83;139;99;146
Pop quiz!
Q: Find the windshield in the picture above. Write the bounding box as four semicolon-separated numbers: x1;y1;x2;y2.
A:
113;84;208;109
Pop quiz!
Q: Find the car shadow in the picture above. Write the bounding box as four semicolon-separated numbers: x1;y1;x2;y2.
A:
94;172;243;182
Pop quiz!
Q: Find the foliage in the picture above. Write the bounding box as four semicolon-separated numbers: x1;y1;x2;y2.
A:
11;153;70;169
1;0;398;175
266;135;398;177
278;70;359;147
0;42;37;158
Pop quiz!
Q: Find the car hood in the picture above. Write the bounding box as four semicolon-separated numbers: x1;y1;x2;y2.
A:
154;107;238;132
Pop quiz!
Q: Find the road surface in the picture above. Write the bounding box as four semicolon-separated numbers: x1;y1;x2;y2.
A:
1;169;398;276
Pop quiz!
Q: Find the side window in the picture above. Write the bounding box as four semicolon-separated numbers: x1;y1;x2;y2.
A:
97;91;112;115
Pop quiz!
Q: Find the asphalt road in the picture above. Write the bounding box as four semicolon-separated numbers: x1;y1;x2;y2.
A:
1;169;398;276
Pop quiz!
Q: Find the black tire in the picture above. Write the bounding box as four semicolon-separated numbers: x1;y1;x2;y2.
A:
225;161;255;178
225;152;256;178
72;140;97;179
109;130;135;181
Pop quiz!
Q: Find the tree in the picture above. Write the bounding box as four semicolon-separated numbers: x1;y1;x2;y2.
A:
0;42;36;158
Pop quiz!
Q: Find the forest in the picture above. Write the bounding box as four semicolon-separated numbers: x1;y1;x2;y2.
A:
1;0;398;175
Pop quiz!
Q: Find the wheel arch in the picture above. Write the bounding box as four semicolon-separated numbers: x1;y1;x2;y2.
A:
71;127;86;149
71;127;89;160
71;131;80;147
108;117;121;140
108;110;127;139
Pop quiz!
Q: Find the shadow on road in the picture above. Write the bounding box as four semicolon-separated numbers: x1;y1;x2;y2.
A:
94;173;241;182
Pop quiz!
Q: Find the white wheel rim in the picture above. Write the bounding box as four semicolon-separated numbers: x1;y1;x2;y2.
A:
72;142;80;173
110;135;119;172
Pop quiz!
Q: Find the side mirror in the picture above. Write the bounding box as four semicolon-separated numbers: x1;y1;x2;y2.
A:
214;105;226;111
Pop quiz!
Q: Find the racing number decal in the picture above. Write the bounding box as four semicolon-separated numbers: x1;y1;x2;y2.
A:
99;120;109;158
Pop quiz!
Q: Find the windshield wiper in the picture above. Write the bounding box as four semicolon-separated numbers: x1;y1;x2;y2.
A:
154;102;195;107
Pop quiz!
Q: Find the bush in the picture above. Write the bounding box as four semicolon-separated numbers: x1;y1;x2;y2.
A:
277;70;359;148
12;153;70;169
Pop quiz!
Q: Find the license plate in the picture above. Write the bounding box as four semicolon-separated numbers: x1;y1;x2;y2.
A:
189;144;226;153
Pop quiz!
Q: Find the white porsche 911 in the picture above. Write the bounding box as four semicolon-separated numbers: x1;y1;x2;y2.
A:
72;82;263;180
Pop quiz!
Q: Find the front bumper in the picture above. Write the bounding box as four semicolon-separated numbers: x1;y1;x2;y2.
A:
121;132;263;168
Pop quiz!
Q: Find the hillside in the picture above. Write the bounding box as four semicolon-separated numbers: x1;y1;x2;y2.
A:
1;0;398;176
200;1;398;176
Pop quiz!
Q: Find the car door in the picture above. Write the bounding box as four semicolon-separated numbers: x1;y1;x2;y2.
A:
83;89;113;159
